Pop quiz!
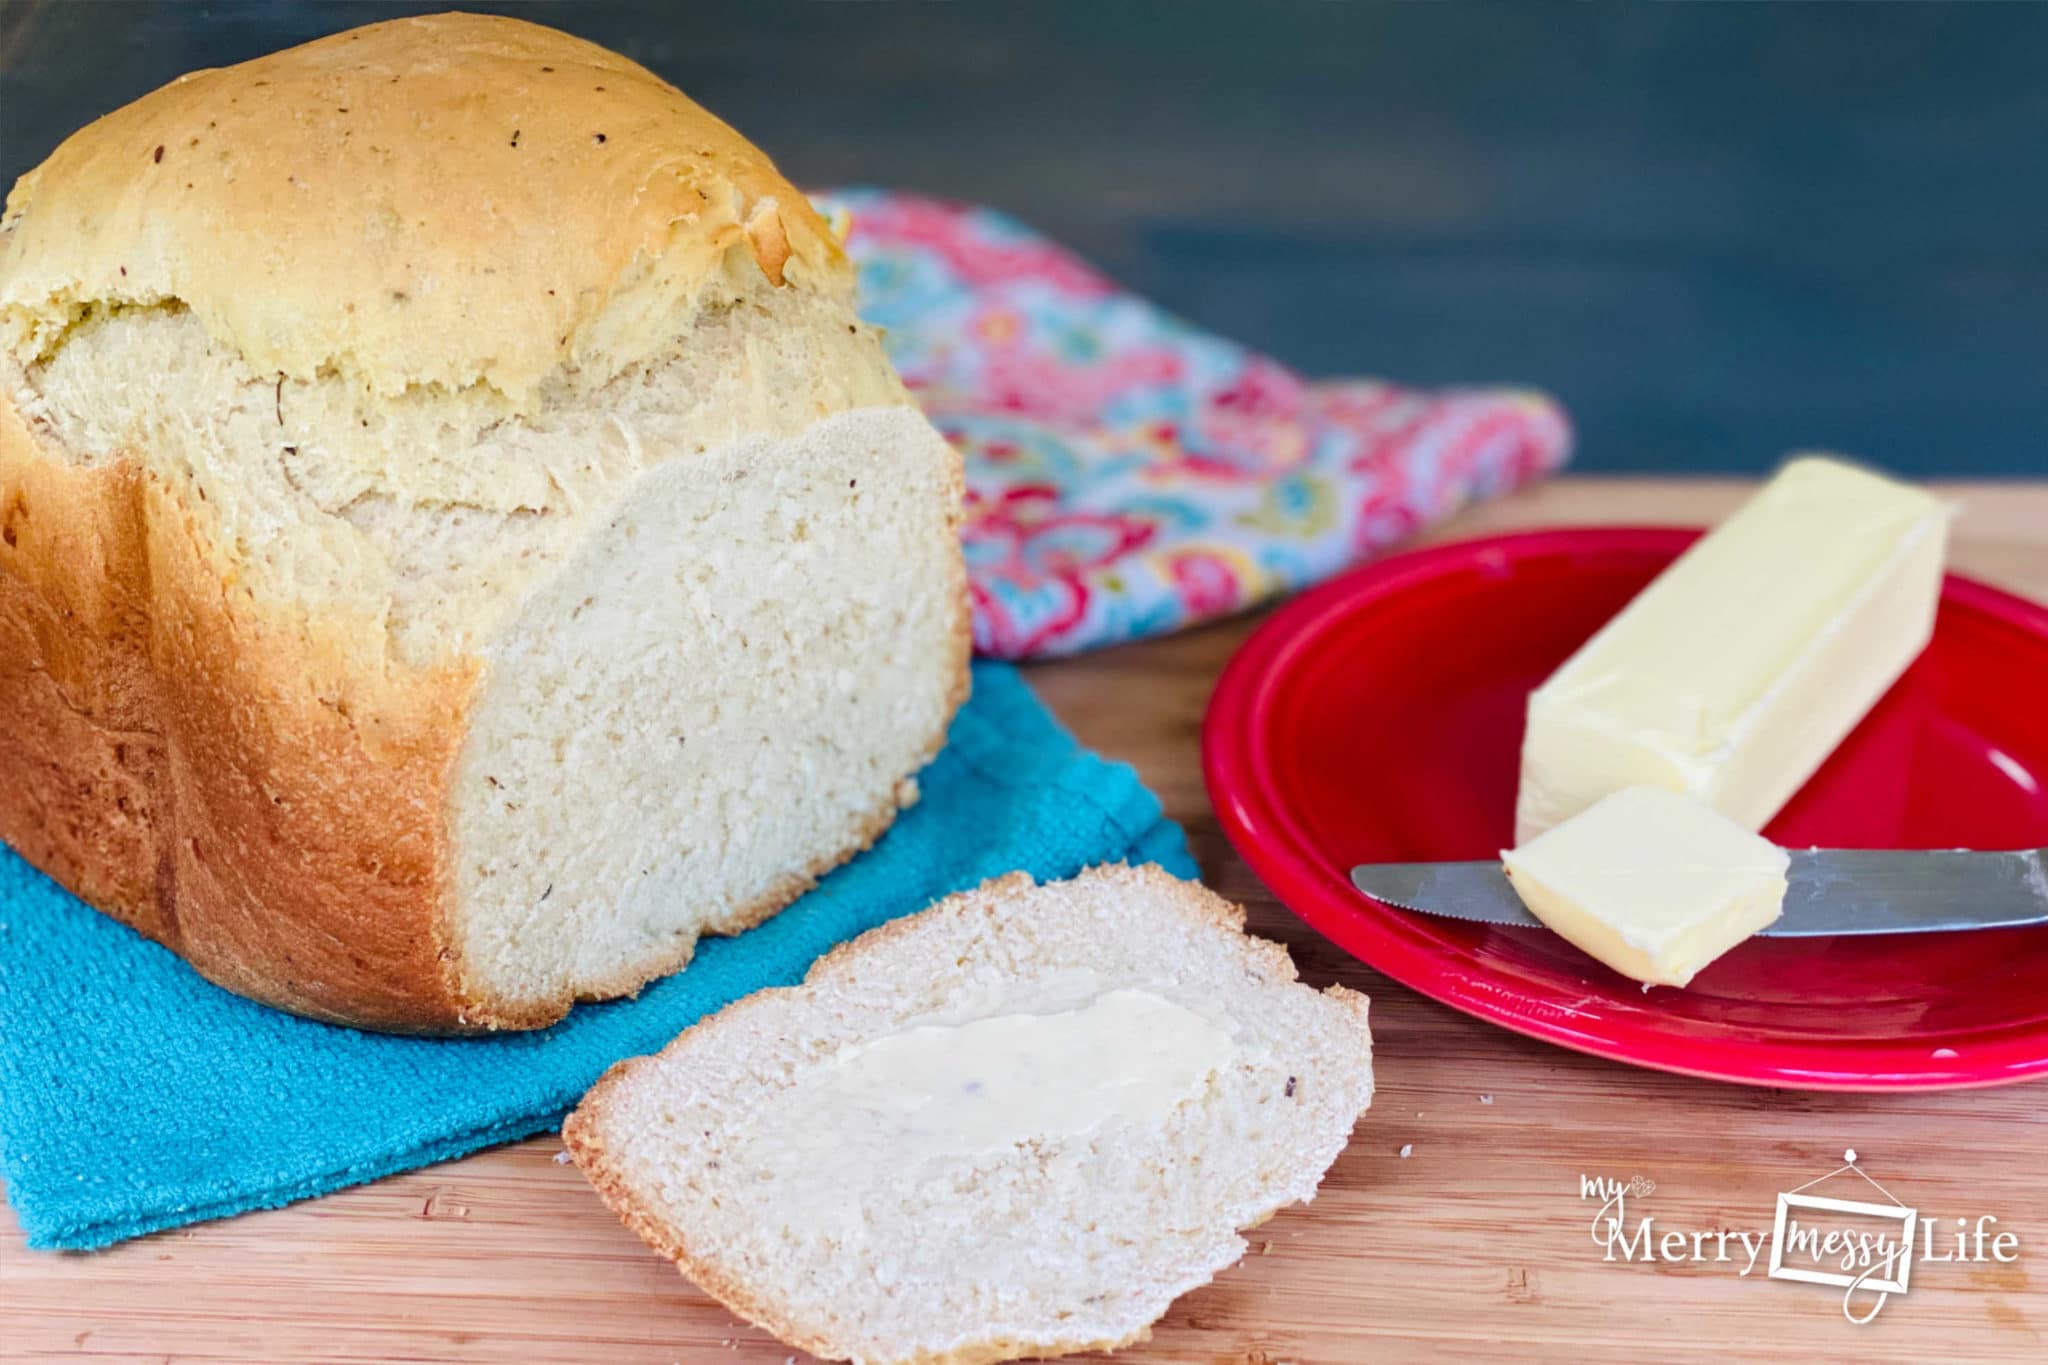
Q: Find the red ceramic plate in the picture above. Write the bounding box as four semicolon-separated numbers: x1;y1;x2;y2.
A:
1203;528;2048;1091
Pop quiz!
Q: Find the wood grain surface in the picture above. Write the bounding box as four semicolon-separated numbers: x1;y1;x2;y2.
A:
3;478;2044;1364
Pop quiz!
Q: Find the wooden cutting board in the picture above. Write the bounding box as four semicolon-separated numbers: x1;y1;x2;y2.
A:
5;478;2044;1364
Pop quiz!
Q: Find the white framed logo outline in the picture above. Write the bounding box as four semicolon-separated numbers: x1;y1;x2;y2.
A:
1767;1191;1918;1295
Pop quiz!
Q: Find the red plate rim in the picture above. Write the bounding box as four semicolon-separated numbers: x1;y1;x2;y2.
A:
1202;525;2048;1091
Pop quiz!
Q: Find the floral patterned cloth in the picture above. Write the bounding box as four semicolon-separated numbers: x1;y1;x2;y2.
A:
821;190;1573;659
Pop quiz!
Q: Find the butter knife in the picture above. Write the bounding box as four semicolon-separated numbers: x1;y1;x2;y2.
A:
1350;848;2048;937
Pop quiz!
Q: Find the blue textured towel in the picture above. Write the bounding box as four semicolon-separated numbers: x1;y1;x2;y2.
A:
0;662;1192;1251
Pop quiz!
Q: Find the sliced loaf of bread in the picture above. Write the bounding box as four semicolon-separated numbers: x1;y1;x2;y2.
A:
0;14;967;1031
563;864;1375;1365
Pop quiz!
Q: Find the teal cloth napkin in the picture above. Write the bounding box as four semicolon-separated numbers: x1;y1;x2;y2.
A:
0;662;1193;1251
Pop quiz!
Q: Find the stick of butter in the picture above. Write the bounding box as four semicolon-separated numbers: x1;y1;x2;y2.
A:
1515;455;1950;845
1502;785;1790;988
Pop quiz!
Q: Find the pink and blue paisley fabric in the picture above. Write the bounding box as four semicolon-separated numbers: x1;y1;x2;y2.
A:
820;190;1573;659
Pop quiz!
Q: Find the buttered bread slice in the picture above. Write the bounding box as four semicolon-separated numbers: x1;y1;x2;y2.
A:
563;865;1375;1365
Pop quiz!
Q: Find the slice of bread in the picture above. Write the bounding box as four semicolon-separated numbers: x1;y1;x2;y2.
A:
564;864;1375;1365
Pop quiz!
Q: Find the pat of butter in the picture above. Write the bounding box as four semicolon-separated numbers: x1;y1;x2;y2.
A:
787;989;1234;1159
1515;455;1950;845
1503;785;1790;987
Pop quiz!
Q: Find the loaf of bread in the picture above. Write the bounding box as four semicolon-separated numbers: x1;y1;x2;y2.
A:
0;15;968;1032
565;865;1376;1365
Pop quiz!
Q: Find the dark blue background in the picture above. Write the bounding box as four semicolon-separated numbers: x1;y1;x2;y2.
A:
5;2;2044;475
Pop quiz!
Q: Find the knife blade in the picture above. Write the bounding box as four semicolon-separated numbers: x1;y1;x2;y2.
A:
1349;848;2048;937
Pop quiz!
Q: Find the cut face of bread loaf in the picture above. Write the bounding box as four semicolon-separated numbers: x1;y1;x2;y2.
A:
564;865;1376;1365
0;15;968;1031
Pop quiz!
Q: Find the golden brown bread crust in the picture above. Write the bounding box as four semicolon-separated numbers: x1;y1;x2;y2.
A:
0;385;481;1029
0;12;849;408
0;15;971;1034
